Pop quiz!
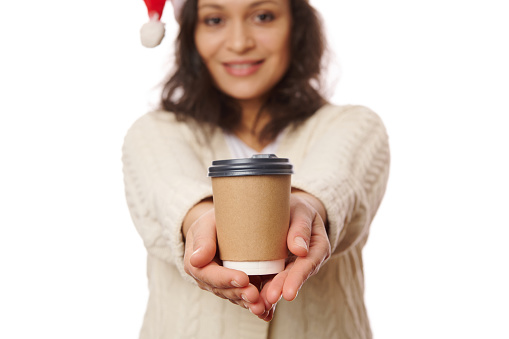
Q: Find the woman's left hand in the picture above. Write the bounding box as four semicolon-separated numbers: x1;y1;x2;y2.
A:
255;191;331;321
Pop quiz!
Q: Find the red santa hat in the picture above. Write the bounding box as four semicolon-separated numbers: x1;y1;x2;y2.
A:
140;0;186;48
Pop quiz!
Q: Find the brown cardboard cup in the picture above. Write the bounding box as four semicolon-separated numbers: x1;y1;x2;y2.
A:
208;154;293;275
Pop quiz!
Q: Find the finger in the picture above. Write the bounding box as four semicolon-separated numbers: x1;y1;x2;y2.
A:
259;279;276;311
258;284;277;321
207;283;260;304
258;305;273;321
239;284;267;316
247;298;267;316
287;200;314;257
191;261;250;289
260;303;276;322
281;258;312;301
264;267;290;304
282;239;330;301
183;231;199;278
188;211;218;268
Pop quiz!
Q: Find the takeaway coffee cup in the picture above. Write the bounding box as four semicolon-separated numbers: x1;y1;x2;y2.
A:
208;154;294;275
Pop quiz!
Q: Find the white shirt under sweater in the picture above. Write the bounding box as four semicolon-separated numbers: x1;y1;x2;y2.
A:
224;132;283;158
122;104;390;339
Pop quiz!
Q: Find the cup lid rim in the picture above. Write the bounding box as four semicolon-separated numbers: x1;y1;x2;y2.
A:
208;154;293;177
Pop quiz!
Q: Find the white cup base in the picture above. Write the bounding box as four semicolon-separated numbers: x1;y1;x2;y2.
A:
223;259;285;275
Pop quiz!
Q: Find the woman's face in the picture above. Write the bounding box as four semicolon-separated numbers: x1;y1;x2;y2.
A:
194;0;292;104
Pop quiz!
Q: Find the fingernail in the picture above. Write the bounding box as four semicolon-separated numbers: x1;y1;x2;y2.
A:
231;280;242;288
248;307;254;314
294;237;308;251
241;293;250;303
192;248;201;257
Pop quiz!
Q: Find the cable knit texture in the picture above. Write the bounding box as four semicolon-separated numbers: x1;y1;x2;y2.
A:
122;104;390;339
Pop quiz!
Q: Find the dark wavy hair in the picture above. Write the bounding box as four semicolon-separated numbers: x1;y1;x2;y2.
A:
161;0;327;142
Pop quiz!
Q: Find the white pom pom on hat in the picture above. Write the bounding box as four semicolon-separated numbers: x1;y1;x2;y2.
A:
140;0;186;48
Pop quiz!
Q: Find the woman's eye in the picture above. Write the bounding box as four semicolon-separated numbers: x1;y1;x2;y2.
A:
204;17;223;26
254;12;275;23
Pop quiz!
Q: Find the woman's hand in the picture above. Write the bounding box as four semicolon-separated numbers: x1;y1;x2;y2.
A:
182;201;269;316
258;191;331;319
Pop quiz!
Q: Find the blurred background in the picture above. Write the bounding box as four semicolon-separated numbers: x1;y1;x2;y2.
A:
1;0;508;338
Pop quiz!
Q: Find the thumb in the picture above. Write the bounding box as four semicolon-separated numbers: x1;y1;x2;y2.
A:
189;210;217;268
287;203;313;257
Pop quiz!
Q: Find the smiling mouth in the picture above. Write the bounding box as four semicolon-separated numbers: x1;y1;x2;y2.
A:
223;60;264;76
224;60;264;69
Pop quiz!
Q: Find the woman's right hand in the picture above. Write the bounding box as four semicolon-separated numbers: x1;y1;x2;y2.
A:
183;204;270;316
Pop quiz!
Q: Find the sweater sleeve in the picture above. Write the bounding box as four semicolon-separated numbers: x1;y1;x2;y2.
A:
290;105;390;256
122;112;213;282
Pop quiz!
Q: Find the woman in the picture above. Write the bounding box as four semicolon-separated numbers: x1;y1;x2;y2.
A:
123;0;390;338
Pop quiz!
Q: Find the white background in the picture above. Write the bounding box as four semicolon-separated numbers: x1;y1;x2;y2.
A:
1;0;508;338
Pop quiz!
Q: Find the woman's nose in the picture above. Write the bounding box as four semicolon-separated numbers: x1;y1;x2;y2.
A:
226;21;255;54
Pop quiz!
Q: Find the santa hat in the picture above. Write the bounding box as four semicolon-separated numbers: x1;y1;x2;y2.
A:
140;0;186;48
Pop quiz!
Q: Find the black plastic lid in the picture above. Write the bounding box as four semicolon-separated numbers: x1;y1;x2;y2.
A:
208;154;293;177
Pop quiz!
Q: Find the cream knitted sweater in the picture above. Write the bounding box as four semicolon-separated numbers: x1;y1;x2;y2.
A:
122;104;390;339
